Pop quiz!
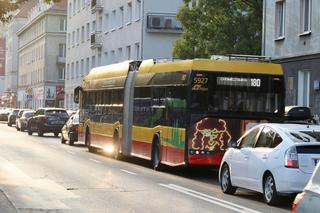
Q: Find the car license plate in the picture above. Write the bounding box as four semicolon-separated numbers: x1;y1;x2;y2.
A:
314;159;320;166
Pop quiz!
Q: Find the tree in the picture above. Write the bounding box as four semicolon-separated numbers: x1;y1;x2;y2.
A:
0;0;60;23
173;0;263;59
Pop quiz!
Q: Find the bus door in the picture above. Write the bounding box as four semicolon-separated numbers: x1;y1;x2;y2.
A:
122;70;137;156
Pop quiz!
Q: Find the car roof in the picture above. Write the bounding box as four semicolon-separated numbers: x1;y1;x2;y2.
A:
261;123;320;132
38;108;66;111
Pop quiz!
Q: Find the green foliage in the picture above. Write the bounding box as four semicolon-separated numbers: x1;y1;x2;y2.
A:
173;0;263;59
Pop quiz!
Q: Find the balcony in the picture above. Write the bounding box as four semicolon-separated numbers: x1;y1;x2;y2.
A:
91;0;103;13
57;56;66;64
146;13;183;33
90;31;102;49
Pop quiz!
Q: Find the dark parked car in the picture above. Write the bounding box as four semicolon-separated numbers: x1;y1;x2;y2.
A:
16;110;35;131
27;108;69;137
7;109;20;126
61;113;79;145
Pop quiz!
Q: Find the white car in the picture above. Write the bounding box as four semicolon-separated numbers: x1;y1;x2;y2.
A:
219;123;320;205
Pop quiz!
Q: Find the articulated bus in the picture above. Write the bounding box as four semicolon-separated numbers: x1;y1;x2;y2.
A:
75;58;285;169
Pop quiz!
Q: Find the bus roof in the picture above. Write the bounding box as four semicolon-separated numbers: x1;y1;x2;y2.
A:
82;59;283;90
138;59;283;75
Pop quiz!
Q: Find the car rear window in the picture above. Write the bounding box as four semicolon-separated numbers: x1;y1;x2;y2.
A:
24;112;34;118
296;145;320;154
287;131;320;143
45;110;68;117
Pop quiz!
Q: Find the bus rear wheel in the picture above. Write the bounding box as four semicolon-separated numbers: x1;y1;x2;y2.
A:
151;136;161;170
86;130;96;153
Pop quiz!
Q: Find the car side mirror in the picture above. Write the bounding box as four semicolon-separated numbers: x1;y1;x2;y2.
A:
228;140;238;149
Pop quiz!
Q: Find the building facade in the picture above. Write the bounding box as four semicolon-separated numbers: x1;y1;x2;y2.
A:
263;0;320;116
3;0;38;108
17;0;67;109
0;38;5;98
65;0;183;109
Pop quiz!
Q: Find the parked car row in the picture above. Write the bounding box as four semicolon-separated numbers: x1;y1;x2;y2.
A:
6;107;79;146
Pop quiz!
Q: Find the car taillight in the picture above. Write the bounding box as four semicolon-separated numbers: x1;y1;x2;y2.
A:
285;146;299;168
74;127;79;132
292;192;305;213
42;116;48;121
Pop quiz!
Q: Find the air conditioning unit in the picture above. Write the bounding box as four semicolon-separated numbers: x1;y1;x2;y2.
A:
149;16;163;29
164;18;173;29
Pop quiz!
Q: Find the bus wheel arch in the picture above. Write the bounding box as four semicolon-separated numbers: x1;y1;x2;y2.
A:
151;133;161;170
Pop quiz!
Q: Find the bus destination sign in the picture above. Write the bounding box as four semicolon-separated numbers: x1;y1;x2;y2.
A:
217;77;261;87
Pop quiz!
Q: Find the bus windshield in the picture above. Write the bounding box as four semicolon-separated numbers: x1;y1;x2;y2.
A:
190;71;283;114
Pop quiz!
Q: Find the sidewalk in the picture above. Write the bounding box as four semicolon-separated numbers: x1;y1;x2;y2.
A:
0;189;17;213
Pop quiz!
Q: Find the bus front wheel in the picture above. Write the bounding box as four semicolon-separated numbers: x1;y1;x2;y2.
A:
86;130;96;153
151;135;161;171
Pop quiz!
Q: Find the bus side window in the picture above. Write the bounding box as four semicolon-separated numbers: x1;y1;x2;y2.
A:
152;87;166;126
166;86;187;128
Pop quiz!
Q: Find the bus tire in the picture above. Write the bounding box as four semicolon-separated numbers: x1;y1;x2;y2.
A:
113;130;122;160
151;134;162;171
86;129;96;153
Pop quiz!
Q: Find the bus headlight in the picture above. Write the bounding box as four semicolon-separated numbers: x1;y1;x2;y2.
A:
104;145;114;153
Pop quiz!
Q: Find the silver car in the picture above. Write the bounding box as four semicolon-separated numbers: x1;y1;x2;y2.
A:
292;162;320;212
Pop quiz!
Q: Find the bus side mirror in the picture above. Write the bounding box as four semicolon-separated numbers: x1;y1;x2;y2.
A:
74;86;81;104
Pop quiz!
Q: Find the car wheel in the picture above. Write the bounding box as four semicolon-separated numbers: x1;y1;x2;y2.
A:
38;126;43;137
151;136;162;170
86;131;96;153
61;134;66;144
28;127;33;135
263;173;280;205
220;164;237;194
8;123;11;127
69;133;74;146
20;126;25;132
54;132;59;137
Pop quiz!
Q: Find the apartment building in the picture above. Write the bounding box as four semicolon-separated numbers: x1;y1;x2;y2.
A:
65;0;183;109
0;37;5;97
263;0;320;115
17;0;67;109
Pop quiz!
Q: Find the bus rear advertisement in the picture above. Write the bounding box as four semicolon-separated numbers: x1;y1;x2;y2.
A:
75;59;285;169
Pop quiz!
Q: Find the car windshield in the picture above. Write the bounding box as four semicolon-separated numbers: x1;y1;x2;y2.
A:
45;110;68;118
24;112;34;118
13;110;20;115
286;131;320;143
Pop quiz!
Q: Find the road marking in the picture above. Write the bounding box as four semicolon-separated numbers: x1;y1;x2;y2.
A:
67;151;75;155
159;184;261;213
120;169;137;176
89;158;101;163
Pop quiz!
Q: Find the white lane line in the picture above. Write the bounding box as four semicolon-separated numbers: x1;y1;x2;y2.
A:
89;158;101;163
67;151;75;155
159;184;261;213
120;169;137;176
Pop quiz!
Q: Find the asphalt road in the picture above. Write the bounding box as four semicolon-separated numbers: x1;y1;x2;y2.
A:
0;122;291;213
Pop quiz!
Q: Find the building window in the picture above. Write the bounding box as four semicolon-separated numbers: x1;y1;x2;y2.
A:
76;61;79;78
118;48;123;61
104;51;108;63
111;10;116;30
72;31;75;46
135;0;141;20
60;18;67;31
104;14;109;32
66;64;70;80
301;0;311;33
81;26;85;42
67;33;71;47
98;53;101;66
135;42;140;60
120;6;124;27
80;59;84;76
127;2;132;24
59;44;66;57
68;2;72;17
86;57;90;74
58;67;65;80
92;20;96;32
298;71;310;107
86;23;90;40
92;56;96;68
76;28;80;45
275;1;285;39
73;0;76;15
126;45;131;60
111;50;115;63
71;62;74;79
